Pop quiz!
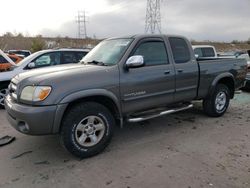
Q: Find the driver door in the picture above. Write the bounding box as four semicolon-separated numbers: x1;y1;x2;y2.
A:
120;38;175;114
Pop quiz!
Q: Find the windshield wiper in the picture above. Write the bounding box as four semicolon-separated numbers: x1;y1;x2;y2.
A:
84;60;107;66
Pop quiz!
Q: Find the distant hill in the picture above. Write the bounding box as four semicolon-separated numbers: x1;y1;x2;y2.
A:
0;35;250;53
0;35;100;52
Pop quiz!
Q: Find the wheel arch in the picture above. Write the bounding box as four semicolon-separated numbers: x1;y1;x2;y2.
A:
209;73;235;99
54;89;122;133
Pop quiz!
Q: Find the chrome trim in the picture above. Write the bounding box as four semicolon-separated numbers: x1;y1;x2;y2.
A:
127;104;193;123
11;84;17;91
9;82;18;101
123;89;175;102
11;93;17;100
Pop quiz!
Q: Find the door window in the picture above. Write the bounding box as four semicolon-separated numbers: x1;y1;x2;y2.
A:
0;55;7;63
202;48;215;57
75;52;88;63
169;38;191;64
33;52;60;68
194;48;203;57
61;52;78;64
132;41;169;66
194;48;215;58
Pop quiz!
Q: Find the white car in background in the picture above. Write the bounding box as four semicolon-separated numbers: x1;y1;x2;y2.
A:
0;48;90;108
237;53;250;67
192;45;218;59
8;50;31;57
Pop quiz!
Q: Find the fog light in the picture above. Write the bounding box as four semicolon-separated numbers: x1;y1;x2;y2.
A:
18;121;29;133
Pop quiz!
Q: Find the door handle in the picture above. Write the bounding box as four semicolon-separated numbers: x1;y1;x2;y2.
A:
164;70;171;75
177;69;184;73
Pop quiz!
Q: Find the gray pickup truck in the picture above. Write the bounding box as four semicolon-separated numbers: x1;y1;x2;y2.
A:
5;34;247;158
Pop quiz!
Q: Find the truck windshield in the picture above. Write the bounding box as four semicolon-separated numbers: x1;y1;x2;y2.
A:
81;38;132;66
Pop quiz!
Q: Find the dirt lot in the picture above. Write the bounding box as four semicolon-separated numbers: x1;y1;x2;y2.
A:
0;92;250;188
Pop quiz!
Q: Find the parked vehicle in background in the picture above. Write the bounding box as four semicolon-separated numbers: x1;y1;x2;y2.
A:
242;73;250;90
193;45;218;59
237;53;250;71
8;50;31;57
7;54;23;63
193;46;246;60
4;34;247;158
234;51;245;58
217;51;237;59
0;50;23;72
0;48;89;108
238;51;250;91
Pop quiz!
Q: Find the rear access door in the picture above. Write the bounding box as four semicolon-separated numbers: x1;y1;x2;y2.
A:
168;37;199;102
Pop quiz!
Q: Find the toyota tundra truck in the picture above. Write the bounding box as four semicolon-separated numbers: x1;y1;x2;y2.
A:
4;34;247;158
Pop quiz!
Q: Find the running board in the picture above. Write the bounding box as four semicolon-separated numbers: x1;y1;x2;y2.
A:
127;104;194;123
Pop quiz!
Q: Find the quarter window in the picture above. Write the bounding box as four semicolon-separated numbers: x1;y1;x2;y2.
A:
169;38;191;64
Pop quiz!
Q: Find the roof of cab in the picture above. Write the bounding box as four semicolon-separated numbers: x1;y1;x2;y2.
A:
34;48;90;54
107;34;187;40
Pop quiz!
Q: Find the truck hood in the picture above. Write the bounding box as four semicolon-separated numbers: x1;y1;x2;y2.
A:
13;63;119;105
14;64;105;84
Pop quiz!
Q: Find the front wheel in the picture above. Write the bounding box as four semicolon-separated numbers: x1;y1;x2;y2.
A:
203;84;230;117
0;85;9;109
60;102;115;158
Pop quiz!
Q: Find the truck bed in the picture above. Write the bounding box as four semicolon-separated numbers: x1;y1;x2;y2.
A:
197;58;247;99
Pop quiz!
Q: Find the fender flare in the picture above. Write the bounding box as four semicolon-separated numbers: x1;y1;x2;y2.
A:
208;72;235;98
52;89;122;133
59;89;120;109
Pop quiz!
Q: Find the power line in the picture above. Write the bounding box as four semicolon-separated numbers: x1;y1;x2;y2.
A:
145;0;162;34
76;11;88;39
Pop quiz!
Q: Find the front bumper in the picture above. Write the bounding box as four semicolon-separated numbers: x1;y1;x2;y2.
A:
4;95;64;135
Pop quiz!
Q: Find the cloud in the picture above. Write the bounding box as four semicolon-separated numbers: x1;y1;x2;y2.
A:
161;0;250;41
40;0;250;41
40;21;78;38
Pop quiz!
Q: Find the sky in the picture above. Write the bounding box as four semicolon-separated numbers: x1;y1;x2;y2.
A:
0;0;250;41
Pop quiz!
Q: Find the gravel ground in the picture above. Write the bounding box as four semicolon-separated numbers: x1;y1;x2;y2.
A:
0;92;250;188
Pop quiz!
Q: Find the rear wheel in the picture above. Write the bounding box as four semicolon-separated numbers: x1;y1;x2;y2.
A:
60;102;115;158
203;84;230;117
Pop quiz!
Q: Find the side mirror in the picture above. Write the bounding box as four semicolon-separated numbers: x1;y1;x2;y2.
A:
28;62;35;69
195;54;199;59
125;55;145;69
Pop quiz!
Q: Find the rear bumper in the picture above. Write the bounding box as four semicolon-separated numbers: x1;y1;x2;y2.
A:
4;95;67;135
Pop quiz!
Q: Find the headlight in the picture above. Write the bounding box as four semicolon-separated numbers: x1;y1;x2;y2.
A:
20;86;52;102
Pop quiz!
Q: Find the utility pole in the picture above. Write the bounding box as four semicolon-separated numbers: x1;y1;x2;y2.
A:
145;0;162;34
76;11;88;39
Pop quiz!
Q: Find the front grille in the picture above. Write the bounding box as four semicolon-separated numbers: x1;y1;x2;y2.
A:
8;82;18;101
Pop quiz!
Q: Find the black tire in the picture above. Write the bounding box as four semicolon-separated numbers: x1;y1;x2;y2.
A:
203;84;230;117
60;102;115;158
0;83;9;109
